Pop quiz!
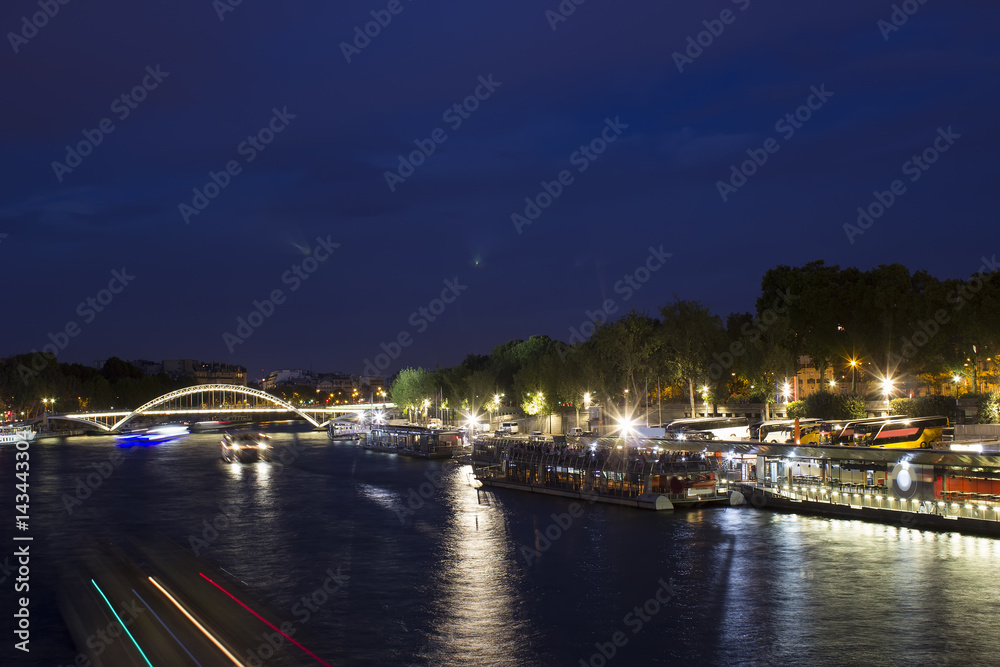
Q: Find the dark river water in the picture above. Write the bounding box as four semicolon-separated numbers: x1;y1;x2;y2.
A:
3;429;1000;666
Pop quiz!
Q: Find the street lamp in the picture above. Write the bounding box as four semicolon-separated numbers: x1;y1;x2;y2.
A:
881;377;894;413
849;359;858;394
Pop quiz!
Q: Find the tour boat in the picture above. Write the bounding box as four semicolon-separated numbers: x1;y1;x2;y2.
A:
221;431;272;462
0;425;36;444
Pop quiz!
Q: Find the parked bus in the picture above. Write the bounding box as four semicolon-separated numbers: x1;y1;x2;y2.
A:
858;416;949;449
664;417;749;441
797;416;906;446
751;418;822;443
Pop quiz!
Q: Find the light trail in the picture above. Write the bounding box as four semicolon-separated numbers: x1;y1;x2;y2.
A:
199;572;332;666
147;576;244;666
132;588;203;667
90;579;154;667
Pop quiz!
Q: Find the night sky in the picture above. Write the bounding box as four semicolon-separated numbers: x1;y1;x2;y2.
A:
2;0;998;380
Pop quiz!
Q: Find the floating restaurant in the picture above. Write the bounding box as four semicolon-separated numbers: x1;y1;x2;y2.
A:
471;436;733;510
365;424;462;459
726;441;1000;535
470;433;1000;534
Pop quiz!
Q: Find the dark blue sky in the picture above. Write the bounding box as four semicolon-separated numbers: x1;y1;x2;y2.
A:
2;0;998;380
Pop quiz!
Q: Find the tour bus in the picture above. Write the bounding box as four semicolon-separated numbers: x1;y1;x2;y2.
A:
856;416;949;449
824;416;908;446
751;418;822;443
663;417;749;441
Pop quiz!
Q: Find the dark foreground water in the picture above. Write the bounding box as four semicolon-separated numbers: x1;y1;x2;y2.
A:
3;430;1000;666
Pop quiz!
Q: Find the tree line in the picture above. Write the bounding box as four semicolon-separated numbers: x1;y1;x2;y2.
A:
390;261;1000;420
0;355;196;420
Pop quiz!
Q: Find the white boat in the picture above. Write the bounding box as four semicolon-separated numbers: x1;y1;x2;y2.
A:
0;425;36;444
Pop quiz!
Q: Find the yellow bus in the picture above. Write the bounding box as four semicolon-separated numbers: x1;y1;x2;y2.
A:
858;416;949;449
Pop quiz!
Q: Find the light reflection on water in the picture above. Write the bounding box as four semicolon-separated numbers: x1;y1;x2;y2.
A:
7;431;1000;666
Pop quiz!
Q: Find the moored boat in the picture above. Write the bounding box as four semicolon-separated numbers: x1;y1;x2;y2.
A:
471;436;733;510
0;424;36;444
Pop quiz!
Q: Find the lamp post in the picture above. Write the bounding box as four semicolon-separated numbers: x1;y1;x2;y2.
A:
849;359;857;394
42;398;54;430
882;377;894;415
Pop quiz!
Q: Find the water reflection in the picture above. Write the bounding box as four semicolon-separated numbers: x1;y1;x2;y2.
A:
14;432;1000;666
421;464;535;666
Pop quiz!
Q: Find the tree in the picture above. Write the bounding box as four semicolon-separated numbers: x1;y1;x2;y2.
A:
589;310;661;409
658;299;725;415
390;367;435;421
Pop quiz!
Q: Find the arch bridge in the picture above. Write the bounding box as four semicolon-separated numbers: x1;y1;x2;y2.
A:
53;384;393;432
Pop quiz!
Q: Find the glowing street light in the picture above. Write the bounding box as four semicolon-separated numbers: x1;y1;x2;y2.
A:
829;380;837;389
849;358;858;393
881;377;894;411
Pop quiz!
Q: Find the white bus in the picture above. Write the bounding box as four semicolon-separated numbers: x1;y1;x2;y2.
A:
663;417;749;441
750;418;822;443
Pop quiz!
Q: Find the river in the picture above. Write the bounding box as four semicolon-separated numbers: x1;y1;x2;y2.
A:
2;429;998;665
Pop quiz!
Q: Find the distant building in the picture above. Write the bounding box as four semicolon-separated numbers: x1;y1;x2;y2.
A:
262;369;312;390
163;359;199;378
194;362;247;386
795;356;835;399
131;359;163;376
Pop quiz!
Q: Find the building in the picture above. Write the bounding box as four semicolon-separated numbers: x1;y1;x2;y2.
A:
130;359;163;375
262;369;312;390
163;359;199;378
194;362;247;386
355;375;386;395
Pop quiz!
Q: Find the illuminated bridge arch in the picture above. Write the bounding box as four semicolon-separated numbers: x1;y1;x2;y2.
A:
108;384;323;431
56;385;393;432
